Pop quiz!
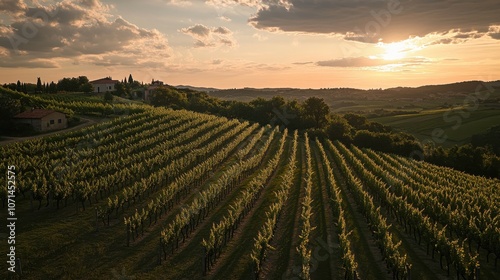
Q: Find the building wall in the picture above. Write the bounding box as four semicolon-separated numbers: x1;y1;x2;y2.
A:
16;112;68;132
40;112;67;132
16;119;42;132
93;83;115;93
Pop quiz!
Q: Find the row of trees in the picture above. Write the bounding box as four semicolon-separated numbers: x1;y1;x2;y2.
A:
3;76;94;94
426;144;500;178
3;74;142;95
56;76;93;93
149;86;336;130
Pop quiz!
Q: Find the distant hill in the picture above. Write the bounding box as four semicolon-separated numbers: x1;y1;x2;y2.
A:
175;85;220;92
207;80;500;112
383;80;500;98
208;80;500;99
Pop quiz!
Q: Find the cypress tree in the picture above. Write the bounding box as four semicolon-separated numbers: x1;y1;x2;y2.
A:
36;77;42;93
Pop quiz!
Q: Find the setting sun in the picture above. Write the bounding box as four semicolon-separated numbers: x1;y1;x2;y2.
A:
379;41;420;61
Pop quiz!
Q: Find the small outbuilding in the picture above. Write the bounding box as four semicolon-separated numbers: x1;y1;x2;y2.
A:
14;109;68;132
90;77;120;93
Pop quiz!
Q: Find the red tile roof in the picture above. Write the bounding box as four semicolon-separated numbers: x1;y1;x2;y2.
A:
14;109;59;119
90;78;120;84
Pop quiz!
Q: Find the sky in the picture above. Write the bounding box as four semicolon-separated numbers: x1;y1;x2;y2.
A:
0;0;499;89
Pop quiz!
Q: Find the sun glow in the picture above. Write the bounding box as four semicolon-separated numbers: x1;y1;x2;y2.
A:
379;41;421;60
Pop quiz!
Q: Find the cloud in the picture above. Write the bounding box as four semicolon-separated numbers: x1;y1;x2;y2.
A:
180;23;237;47
248;0;500;43
0;0;172;68
316;56;430;68
252;33;267;41
165;0;192;6
213;26;231;34
218;16;231;22
205;0;262;8
488;25;500;40
292;61;313;65
182;24;211;37
0;0;27;15
0;53;59;68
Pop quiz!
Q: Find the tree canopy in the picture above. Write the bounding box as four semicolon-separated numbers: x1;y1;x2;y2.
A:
149;86;188;109
303;96;330;128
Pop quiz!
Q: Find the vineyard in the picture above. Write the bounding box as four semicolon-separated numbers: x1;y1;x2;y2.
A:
1;96;500;280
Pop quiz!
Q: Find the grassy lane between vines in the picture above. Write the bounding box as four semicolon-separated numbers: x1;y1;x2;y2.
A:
281;139;307;279
208;135;291;279
323;141;391;280
309;140;342;279
259;135;304;280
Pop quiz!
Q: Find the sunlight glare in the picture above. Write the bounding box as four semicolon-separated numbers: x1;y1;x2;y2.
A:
379;41;420;61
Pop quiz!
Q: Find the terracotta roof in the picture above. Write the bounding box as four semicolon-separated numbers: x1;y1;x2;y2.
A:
90;78;120;84
14;109;59;119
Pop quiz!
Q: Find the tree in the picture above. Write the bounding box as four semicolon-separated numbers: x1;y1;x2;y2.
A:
249;97;273;124
125;83;131;98
104;91;114;103
149;86;188;109
16;80;21;92
284;99;305;129
228;101;254;120
57;76;90;92
327;115;353;142
271;95;286;109
128;74;134;85
36;77;42;93
343;113;368;129
80;83;94;94
115;82;126;97
49;81;57;93
0;95;22;120
303;97;330;128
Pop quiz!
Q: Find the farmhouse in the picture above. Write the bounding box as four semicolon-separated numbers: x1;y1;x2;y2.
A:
90;77;120;93
14;109;67;132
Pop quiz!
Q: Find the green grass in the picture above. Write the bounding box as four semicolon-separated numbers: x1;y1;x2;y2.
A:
371;107;500;146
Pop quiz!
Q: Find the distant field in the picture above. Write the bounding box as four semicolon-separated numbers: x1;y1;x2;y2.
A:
371;107;500;146
208;86;500;145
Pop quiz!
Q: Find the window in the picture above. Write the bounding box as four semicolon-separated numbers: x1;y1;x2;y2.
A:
58;119;62;123
50;120;54;124
109;86;112;90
